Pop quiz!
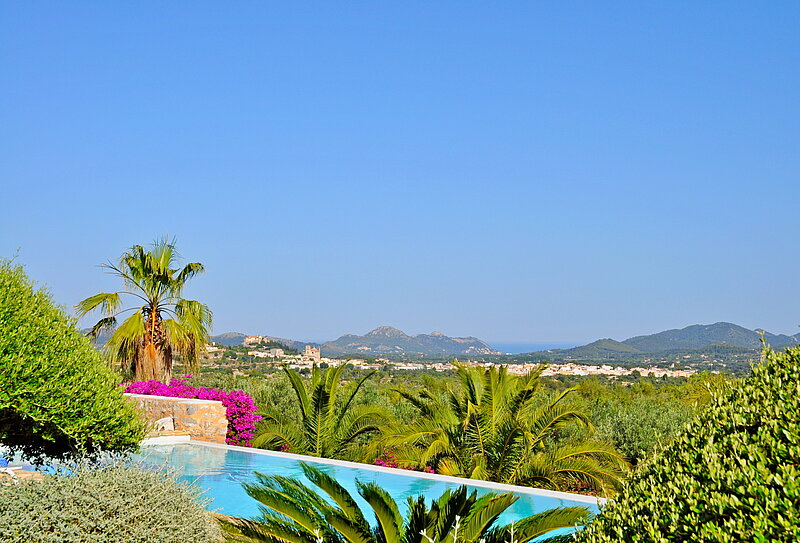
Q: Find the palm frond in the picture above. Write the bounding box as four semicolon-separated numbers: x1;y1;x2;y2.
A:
252;420;304;451
486;506;591;543
459;492;518;541
75;292;122;317
86;316;117;340
104;311;146;368
358;481;403;543
175;261;205;287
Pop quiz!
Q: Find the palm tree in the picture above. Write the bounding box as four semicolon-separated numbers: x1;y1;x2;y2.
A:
381;364;628;496
219;463;590;543
76;238;212;383
252;364;388;461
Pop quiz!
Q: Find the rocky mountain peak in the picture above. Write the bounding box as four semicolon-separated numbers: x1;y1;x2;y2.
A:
366;326;408;338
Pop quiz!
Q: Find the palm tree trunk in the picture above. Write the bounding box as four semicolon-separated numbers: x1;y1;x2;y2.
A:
136;309;172;383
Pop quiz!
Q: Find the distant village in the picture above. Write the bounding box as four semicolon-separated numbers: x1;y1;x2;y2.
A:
204;335;699;379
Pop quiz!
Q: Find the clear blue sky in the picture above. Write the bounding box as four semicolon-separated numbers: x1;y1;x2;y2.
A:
2;2;799;345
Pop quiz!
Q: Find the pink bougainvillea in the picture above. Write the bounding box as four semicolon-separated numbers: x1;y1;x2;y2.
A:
374;449;434;473
125;376;262;446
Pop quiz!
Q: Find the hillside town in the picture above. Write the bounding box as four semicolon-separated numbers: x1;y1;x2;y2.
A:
211;340;698;379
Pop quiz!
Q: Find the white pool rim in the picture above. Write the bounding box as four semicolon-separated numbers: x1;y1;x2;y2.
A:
142;438;604;506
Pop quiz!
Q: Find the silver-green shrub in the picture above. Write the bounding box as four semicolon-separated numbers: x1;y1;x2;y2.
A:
0;462;223;543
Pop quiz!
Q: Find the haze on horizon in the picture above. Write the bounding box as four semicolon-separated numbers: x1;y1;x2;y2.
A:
2;3;799;344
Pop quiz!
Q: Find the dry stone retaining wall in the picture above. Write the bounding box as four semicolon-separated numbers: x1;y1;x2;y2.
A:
125;393;228;444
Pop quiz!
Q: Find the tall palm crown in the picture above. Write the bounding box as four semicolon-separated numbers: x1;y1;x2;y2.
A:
220;463;590;543
252;364;388;461
382;364;628;496
76;239;212;383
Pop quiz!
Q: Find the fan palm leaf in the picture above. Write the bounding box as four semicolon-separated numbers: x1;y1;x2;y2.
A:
75;237;211;382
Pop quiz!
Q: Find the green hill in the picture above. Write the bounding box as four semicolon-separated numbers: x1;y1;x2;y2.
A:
553;338;642;358
210;332;247;347
622;322;797;352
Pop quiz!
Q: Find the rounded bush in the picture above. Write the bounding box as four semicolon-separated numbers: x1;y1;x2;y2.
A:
0;462;223;543
577;345;800;542
0;261;145;459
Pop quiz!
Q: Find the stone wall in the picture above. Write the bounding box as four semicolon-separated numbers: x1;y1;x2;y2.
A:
125;393;228;444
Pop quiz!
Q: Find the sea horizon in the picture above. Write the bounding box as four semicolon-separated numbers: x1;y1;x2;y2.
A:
489;342;579;354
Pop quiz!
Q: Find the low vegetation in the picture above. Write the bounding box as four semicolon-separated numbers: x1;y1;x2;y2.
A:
0;460;222;543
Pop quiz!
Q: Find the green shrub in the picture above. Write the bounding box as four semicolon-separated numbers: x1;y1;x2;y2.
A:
588;396;693;464
0;261;145;459
0;461;223;543
577;345;800;542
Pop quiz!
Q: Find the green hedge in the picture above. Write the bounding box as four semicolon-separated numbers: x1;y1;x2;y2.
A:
0;261;144;458
577;345;800;542
0;462;223;543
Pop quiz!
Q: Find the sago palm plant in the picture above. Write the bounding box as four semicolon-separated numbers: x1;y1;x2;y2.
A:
252;364;388;461
381;364;628;496
219;463;590;543
76;238;212;383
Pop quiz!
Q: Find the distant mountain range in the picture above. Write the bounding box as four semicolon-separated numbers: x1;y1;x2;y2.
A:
211;326;499;356
212;322;799;360
528;322;799;359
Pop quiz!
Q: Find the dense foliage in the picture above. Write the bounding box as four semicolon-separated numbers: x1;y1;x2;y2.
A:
383;364;628;495
0;261;144;459
577;345;800;542
252;365;389;459
220;463;590;543
0;461;222;543
76;238;212;382
582;396;691;464
126;375;262;446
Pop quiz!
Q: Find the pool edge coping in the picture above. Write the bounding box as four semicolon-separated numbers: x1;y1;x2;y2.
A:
145;439;604;506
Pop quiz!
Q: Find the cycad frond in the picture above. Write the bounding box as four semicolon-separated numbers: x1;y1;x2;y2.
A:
301;463;369;530
255;365;383;461
459;492;518;542
384;362;627;495
486;506;591;543
251;420;304;451
221;465;583;543
358;482;403;543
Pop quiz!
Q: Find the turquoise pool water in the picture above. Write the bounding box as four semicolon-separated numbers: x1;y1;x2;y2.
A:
138;442;598;531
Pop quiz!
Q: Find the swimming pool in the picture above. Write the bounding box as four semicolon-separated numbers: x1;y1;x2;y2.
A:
137;441;599;530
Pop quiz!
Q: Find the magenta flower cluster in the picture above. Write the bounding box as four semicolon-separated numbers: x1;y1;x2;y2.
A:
374;449;435;474
125;375;262;446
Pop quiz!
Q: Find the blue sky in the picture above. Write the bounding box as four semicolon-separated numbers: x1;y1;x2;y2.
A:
1;2;799;345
